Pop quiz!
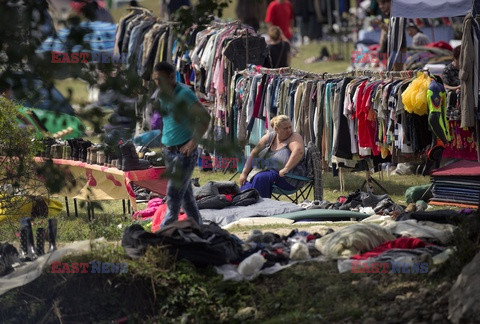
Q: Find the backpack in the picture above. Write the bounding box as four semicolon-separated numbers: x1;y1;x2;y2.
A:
231;188;260;206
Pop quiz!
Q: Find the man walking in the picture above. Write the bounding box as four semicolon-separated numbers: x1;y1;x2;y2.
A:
152;62;210;228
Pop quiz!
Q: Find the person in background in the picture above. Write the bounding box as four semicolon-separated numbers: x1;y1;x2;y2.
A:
235;0;267;32
239;115;305;198
407;23;430;47
366;0;382;16
166;0;191;18
129;0;139;6
152;62;210;228
266;25;291;68
265;0;294;41
375;0;391;60
77;0;114;23
442;45;461;91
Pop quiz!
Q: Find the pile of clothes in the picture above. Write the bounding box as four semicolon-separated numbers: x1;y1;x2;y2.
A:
302;189;404;215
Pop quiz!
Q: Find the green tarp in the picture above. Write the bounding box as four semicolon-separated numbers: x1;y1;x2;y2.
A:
17;107;85;139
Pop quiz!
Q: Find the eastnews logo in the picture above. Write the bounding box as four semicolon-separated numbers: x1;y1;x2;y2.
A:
51;261;128;273
351;261;429;274
51;51;127;64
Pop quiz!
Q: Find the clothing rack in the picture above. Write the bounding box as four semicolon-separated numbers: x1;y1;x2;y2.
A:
242;65;417;80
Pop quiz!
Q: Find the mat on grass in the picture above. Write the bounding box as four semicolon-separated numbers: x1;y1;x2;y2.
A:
272;209;369;222
431;160;480;176
428;201;478;209
222;217;295;229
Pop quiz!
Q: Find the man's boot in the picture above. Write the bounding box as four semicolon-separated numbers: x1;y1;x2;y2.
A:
116;141;123;170
47;219;57;252
36;228;45;256
80;140;92;162
71;139;81;161
120;141;150;171
19;218;36;260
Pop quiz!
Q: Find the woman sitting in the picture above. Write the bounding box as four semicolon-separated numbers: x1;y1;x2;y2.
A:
239;115;305;198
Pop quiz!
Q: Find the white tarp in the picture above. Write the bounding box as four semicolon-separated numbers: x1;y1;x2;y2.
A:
392;0;471;18
0;238;106;296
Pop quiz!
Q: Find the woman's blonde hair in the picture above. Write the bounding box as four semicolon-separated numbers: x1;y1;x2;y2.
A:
268;25;282;42
270;115;290;129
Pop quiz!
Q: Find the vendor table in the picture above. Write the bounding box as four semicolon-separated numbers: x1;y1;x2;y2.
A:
35;158;167;216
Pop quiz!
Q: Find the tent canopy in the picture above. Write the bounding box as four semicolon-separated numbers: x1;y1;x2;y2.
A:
392;0;471;18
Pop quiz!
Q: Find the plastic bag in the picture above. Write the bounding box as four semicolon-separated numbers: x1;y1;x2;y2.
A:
237;251;266;277
402;72;430;116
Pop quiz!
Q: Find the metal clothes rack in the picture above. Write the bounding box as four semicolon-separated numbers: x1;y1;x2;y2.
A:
241;65;417;81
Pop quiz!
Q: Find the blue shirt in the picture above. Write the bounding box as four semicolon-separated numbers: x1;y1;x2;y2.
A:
158;83;199;146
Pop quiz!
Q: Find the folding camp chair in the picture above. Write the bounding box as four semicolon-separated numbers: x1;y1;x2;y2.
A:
271;142;323;204
271;173;314;204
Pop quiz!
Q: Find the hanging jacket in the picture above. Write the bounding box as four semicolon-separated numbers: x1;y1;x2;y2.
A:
427;78;450;145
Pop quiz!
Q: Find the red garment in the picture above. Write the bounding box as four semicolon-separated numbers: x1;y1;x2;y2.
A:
265;1;294;40
252;80;265;118
151;204;187;233
351;237;431;260
364;83;381;156
356;81;381;156
355;81;370;151
427;41;453;52
224;194;234;202
443;121;477;160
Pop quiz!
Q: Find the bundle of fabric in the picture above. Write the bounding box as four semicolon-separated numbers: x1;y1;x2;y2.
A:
314;223;395;259
403;46;452;70
382;219;456;245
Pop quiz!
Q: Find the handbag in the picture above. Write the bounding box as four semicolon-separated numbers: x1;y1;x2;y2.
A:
246;132;274;182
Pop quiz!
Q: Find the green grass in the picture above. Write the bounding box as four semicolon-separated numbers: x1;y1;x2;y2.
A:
54;78;90;106
291;41;352;73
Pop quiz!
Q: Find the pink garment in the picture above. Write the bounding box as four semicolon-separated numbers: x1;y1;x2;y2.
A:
132;198;165;220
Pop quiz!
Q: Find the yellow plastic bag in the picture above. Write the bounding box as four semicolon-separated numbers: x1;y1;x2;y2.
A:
0;195;63;223
402;72;430;116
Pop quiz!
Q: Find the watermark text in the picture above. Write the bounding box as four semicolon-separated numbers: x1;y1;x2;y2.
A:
51;261;129;273
351;261;429;274
51;51;127;64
